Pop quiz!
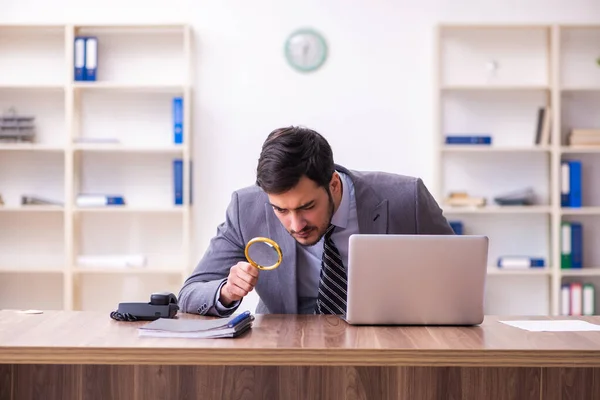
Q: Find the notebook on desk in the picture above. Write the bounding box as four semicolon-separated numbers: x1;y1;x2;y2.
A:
344;234;488;326
138;310;254;339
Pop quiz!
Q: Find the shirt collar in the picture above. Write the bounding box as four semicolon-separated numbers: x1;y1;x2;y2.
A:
331;170;350;229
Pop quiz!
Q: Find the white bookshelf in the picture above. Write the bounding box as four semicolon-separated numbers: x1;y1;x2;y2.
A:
436;23;600;316
0;24;193;312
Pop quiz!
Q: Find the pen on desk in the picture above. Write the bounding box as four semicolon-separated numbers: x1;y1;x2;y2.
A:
227;310;251;328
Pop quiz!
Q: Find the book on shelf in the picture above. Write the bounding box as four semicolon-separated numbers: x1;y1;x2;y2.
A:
138;310;255;339
497;256;545;269
567;129;600;147
561;221;582;269
444;135;491;145
444;192;486;207
21;195;62;206
76;194;126;207
534;106;551;145
561;282;595;316
74;36;97;81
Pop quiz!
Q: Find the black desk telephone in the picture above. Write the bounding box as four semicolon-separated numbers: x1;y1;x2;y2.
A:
110;292;179;321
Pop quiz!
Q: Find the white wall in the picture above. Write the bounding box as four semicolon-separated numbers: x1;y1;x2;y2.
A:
3;0;600;312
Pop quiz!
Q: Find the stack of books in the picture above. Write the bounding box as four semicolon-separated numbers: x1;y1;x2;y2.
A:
567;129;600;147
444;192;486;207
138;310;254;339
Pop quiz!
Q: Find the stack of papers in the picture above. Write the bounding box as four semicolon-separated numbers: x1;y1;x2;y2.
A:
500;319;600;332
138;310;254;338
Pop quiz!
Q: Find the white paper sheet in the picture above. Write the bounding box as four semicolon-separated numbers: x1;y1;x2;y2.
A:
500;319;600;332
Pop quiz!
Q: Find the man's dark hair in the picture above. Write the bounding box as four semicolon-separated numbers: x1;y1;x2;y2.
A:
256;126;334;194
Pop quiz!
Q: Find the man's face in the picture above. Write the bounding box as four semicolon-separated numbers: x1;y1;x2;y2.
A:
267;175;338;246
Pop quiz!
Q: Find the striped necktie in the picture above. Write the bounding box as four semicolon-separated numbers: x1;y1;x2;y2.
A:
314;224;347;315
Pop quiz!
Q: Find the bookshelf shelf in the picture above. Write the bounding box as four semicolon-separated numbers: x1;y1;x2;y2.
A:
72;268;183;275
442;146;550;153
441;85;550;91
0;267;64;273
443;205;552;214
0;84;65;90
0;206;64;213
436;23;600;316
561;146;600;154
561;207;600;216
0;144;65;152
73;144;184;154
487;267;551;276
74;206;186;214
561;87;600;92
72;82;186;92
561;269;600;277
0;23;194;313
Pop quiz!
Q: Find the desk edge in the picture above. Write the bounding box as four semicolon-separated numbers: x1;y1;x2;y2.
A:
1;348;600;367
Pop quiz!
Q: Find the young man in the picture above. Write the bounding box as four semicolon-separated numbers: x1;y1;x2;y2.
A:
178;126;454;316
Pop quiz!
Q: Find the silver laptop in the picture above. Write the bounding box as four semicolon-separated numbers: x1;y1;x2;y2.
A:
345;234;488;326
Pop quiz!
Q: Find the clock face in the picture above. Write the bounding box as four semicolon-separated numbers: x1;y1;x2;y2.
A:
284;29;328;72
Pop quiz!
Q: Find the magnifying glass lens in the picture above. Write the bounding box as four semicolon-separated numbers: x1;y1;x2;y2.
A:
248;242;279;266
245;237;282;270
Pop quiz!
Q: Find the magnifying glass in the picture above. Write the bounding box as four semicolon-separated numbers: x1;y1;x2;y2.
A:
244;237;282;270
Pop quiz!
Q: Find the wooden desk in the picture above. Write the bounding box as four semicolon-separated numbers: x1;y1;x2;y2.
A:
1;311;600;400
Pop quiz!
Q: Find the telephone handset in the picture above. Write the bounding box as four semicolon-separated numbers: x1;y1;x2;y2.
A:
110;291;179;322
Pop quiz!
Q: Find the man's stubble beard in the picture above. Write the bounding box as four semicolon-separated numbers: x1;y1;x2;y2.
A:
294;188;335;247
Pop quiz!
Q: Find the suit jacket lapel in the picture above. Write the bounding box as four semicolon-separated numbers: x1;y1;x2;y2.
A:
337;165;388;234
265;203;298;313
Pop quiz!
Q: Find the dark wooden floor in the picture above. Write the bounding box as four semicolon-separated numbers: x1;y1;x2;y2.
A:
1;364;599;400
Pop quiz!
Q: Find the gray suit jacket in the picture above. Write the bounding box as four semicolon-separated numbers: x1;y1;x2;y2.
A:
178;165;454;316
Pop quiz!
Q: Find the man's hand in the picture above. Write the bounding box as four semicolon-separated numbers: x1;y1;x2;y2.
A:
219;261;260;306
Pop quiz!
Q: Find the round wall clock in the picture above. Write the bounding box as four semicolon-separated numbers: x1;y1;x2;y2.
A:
284;28;328;73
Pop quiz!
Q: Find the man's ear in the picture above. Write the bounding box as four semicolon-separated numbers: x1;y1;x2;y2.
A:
329;171;341;194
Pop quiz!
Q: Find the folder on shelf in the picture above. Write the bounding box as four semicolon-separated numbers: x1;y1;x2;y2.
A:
444;135;491;145
173;97;183;144
138;311;254;339
449;221;463;235
84;36;98;81
189;160;193;205
561;284;570;315
561;221;583;269
74;36;86;81
561;222;572;269
571;222;583;269
173;159;183;205
76;194;125;207
583;283;595;316
561;282;596;316
570;282;583;316
561;160;582;208
497;256;544;269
